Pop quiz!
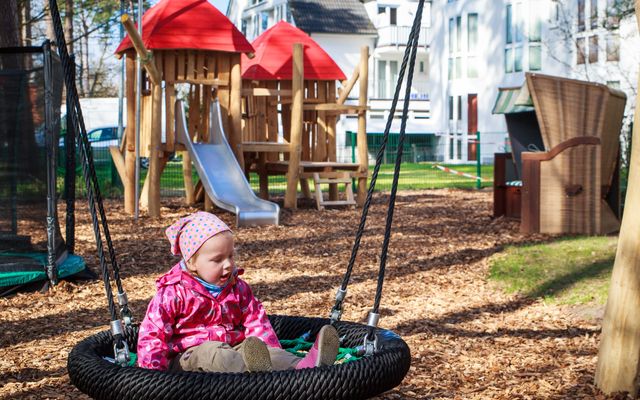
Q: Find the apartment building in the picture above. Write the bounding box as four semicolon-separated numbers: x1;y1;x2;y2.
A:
227;0;638;164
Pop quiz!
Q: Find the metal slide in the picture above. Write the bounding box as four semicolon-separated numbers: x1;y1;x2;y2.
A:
175;100;279;226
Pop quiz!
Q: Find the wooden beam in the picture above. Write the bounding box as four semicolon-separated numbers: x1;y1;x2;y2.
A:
183;150;194;205
124;53;136;215
139;155;168;210
303;104;369;111
337;64;360;105
356;46;369;206
595;3;640;392
230;54;245;170
285;43;304;209
146;84;163;217
242;142;291;153
109;146;126;184
121;14;161;85
241;88;293;97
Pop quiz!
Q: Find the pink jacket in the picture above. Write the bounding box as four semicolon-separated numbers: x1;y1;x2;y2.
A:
136;263;281;370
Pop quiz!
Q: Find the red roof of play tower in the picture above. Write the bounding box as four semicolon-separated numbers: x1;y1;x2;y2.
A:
115;0;254;55
242;21;346;81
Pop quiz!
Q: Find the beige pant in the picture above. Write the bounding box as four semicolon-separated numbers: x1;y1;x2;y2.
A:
170;340;301;373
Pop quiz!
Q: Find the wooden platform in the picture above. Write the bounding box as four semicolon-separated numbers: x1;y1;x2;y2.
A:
264;160;361;174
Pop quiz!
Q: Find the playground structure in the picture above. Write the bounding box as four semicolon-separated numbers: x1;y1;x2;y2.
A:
0;43;89;295
111;1;369;217
241;21;370;209
492;72;626;235
112;0;255;218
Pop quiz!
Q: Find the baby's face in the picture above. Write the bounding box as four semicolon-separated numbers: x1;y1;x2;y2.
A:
187;231;236;286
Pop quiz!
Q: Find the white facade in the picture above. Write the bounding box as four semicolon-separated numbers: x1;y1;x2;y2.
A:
429;0;638;163
227;0;638;165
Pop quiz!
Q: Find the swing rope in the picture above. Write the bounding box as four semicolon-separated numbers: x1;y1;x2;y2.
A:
48;0;131;364
331;0;425;344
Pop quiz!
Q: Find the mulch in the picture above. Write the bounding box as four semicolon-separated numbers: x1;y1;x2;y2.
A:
0;189;628;399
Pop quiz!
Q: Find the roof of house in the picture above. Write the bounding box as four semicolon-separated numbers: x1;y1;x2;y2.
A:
288;0;377;35
242;21;346;80
115;0;253;55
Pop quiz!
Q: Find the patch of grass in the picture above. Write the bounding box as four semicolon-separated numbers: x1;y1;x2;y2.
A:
60;159;495;198
488;236;617;305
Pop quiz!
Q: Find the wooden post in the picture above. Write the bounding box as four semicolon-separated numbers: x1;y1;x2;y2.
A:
356;46;369;206
595;4;640;392
124;53;136;214
121;15;161;85
285;43;304;209
146;83;162;217
230;55;245;171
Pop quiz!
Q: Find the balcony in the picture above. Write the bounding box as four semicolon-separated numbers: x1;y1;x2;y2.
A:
372;79;429;100
377;26;429;48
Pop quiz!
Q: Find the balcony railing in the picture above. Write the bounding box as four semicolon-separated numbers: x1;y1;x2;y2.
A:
377;26;429;47
371;79;429;100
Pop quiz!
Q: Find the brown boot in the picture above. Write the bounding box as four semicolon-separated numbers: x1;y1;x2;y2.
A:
241;336;272;372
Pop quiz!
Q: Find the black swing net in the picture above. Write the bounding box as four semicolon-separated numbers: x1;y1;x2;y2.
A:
59;0;426;397
0;44;88;297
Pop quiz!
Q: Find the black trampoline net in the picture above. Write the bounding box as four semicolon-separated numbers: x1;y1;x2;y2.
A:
0;48;64;260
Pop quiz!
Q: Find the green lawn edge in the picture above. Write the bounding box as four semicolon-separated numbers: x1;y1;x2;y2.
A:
488;236;618;305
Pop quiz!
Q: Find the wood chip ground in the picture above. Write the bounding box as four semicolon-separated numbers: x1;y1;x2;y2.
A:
0;189;628;399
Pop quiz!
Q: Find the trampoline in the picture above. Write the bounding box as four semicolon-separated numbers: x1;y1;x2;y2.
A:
0;44;89;296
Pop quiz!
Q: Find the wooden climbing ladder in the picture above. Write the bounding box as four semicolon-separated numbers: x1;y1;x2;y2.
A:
307;172;356;211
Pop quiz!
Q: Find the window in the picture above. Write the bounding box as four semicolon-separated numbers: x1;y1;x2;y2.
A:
607;0;622;27
456;16;462;52
607;34;620;61
590;0;598;29
577;37;586;64
468;13;478;51
529;45;541;70
378;6;384;14
241;19;247;36
589;35;599;63
514;46;523;71
390;8;397;25
448;18;454;80
514;2;524;42
578;0;585;31
448;18;455;53
468;13;478;78
448;96;454;120
419;61;424;73
607;80;620;89
505;2;542;73
261;11;269;31
506;4;513;44
457;96;462;121
390;60;398;87
529;6;542;42
505;48;514;72
378;60;386;98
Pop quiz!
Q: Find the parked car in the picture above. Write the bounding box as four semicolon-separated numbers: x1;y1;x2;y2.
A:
60;126;177;168
59;126;121;164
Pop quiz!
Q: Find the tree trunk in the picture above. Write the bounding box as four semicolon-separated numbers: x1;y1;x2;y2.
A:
65;0;73;55
594;2;640;395
43;4;56;43
0;0;19;47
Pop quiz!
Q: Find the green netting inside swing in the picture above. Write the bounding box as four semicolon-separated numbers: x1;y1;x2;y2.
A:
279;332;362;364
120;332;362;368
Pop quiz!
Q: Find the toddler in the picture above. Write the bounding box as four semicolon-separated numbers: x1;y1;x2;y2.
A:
136;211;339;373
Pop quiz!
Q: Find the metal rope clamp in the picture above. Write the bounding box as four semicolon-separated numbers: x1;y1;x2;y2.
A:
111;320;130;367
329;288;347;324
117;292;133;326
363;311;380;356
